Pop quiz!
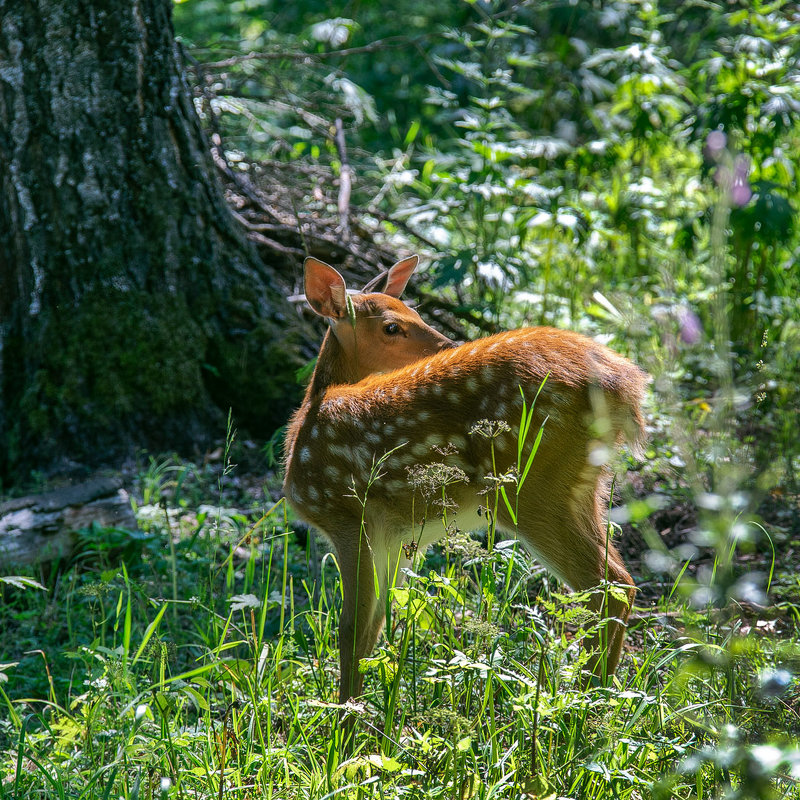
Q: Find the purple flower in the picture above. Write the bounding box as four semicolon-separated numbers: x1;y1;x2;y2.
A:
731;155;752;206
713;155;752;207
678;307;702;344
705;130;727;161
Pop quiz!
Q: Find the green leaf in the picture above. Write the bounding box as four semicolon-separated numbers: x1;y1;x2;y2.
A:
520;421;546;488
0;576;46;591
500;485;517;525
229;593;262;612
132;603;168;666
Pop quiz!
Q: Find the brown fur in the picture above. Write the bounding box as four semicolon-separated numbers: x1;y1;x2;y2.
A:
284;257;648;704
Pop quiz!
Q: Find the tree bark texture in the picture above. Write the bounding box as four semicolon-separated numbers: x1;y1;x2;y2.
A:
0;0;306;482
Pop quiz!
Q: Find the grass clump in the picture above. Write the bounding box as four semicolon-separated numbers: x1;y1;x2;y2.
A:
1;409;798;799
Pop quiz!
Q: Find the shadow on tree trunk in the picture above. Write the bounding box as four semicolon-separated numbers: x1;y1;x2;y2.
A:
0;0;310;485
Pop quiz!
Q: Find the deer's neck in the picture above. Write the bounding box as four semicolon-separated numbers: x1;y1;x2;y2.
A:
285;331;356;471
305;328;359;402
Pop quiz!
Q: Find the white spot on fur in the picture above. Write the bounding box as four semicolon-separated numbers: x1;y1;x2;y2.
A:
394;450;414;467
308;486;320;501
350;445;370;469
589;444;611;466
449;434;467;450
329;443;351;459
504;383;522;402
300;446;311;463
324;465;340;481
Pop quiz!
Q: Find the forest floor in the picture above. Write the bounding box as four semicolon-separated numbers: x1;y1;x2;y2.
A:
1;438;799;798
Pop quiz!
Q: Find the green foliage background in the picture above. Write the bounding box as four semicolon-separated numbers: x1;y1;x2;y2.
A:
177;0;800;483
1;2;799;798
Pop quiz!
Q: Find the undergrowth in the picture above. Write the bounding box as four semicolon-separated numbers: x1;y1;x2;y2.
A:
1;417;798;798
3;1;800;796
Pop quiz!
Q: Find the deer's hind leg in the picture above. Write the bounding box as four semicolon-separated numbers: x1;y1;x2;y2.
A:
565;478;635;679
508;464;635;679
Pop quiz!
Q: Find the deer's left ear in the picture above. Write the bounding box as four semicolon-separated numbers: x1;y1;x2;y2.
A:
381;255;419;298
304;257;348;319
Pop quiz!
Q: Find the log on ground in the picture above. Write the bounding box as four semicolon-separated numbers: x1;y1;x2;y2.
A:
0;477;136;567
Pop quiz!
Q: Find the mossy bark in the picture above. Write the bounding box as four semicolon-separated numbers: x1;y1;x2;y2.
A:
0;0;304;483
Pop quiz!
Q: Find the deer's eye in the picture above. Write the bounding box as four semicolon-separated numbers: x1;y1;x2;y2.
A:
384;322;401;336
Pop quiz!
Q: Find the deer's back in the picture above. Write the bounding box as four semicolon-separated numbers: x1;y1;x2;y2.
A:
283;327;647;530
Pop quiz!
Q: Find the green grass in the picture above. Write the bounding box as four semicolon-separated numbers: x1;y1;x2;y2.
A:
1;441;798;799
3;2;800;794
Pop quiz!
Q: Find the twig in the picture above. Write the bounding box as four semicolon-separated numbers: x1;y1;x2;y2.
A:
366;206;443;251
245;231;306;257
197;36;413;70
334;118;353;240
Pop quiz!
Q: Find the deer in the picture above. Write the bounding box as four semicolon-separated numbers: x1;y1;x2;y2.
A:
283;255;648;708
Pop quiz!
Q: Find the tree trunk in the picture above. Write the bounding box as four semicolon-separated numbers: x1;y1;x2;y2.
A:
0;0;305;484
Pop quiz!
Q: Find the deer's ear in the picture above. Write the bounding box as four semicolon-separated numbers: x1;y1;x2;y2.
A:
304;258;348;319
382;255;419;298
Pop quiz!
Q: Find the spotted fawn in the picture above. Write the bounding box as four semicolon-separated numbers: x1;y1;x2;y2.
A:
283;255;648;704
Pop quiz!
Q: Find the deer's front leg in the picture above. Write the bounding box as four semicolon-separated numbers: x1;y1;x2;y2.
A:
337;525;410;705
337;537;387;704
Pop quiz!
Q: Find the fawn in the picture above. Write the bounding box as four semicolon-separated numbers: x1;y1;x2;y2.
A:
283;255;648;704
